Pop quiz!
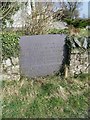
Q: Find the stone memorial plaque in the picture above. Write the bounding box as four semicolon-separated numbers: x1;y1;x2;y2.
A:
20;34;66;77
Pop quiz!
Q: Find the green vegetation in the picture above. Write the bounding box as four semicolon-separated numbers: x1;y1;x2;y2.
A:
76;73;90;81
1;32;19;62
48;28;69;34
48;28;89;37
64;18;90;28
2;74;89;118
80;28;90;37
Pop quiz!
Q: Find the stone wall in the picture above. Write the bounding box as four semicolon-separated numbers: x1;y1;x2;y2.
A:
2;50;89;80
70;49;89;76
2;57;20;80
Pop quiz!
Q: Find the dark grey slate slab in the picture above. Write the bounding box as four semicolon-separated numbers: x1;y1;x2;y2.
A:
19;34;66;78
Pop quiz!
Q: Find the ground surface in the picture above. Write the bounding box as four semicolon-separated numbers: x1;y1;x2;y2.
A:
2;74;89;118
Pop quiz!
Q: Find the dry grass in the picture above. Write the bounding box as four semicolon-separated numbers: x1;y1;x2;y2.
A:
2;73;89;118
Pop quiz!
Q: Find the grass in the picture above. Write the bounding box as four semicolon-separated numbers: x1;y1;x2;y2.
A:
80;29;89;37
48;28;89;37
2;73;89;118
1;28;89;118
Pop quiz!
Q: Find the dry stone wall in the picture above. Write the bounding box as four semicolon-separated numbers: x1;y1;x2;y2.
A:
2;51;89;80
2;57;20;80
70;49;89;76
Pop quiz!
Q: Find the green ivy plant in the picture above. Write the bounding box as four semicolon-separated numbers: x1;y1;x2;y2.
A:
1;32;20;65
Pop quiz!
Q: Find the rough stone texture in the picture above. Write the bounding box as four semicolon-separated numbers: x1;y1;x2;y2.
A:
0;50;89;80
2;49;89;80
70;49;89;76
2;57;20;80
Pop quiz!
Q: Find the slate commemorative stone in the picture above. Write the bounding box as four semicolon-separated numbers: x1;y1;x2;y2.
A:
19;34;66;78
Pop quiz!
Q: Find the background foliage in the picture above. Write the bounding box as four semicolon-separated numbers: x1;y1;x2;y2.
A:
64;18;90;28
